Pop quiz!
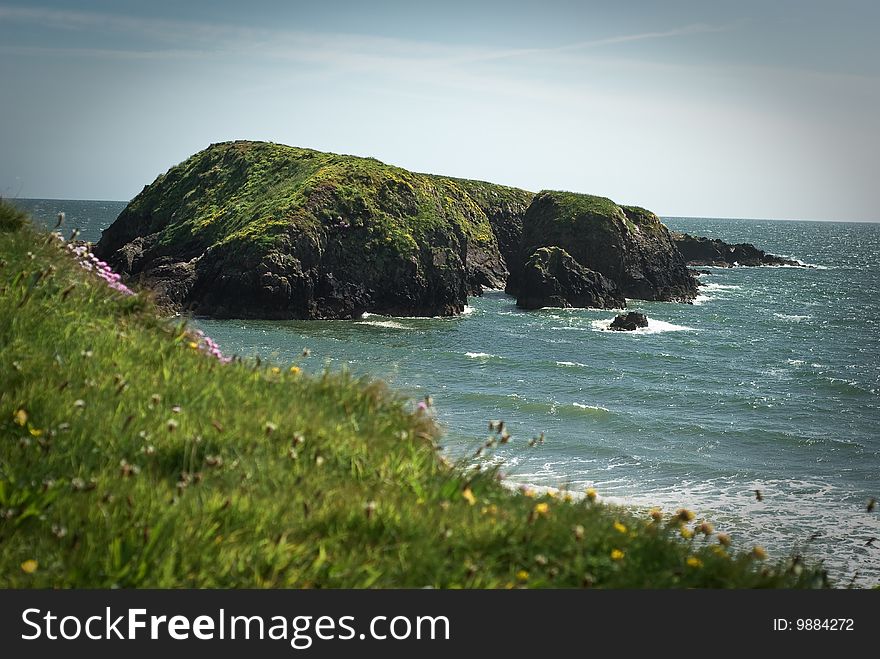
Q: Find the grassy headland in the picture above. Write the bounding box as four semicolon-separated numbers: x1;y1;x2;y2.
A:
94;141;534;319
0;200;823;587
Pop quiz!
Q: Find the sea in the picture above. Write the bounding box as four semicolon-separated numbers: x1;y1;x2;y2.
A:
17;198;880;586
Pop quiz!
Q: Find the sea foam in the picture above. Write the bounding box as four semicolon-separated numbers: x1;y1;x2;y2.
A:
355;320;410;329
591;319;695;334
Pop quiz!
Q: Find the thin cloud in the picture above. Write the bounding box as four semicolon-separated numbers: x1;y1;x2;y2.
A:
560;22;731;50
0;3;731;69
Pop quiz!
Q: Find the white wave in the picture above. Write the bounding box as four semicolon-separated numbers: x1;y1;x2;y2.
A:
773;313;811;322
786;359;805;366
591;319;695;334
360;306;474;320
636;320;696;334
465;351;497;359
692;294;713;305
702;282;741;291
494;474;880;586
572;403;610;412
556;361;586;367
355;320;410;329
770;254;829;269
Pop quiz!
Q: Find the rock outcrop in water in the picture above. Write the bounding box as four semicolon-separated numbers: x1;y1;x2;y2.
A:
96;141;703;319
671;232;806;267
95;141;533;319
609;311;649;331
515;246;624;310
507;191;698;303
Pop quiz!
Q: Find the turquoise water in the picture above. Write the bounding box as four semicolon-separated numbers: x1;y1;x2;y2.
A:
17;199;880;585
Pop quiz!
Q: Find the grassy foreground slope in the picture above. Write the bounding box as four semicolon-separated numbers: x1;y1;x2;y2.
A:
0;202;821;588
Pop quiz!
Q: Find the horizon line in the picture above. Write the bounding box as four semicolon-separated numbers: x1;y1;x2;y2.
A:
8;195;879;225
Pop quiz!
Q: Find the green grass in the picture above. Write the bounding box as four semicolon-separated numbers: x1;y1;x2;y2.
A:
105;141;524;264
0;201;825;588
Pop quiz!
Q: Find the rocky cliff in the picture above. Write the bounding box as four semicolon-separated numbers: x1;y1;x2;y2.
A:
515;246;624;310
671;232;806;267
96;143;704;318
95;141;533;319
508;191;697;303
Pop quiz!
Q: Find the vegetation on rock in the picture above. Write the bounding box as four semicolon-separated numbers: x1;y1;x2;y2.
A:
508;191;698;303
96;141;533;319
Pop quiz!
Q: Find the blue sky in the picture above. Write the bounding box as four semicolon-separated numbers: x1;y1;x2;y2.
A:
1;1;878;220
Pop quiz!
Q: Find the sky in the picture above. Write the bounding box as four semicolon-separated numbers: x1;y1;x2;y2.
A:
1;1;878;221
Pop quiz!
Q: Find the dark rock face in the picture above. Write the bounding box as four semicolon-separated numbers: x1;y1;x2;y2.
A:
515;247;625;310
94;141;532;319
95;142;711;320
609;311;649;331
672;232;807;267
508;191;698;303
447;178;533;294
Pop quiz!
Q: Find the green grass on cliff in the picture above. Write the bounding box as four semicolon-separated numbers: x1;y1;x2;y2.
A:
0;202;824;588
113;141;531;262
526;192;666;238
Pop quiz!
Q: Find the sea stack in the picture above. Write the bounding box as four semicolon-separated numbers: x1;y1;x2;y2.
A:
609;311;649;331
515;246;624;310
507;191;698;305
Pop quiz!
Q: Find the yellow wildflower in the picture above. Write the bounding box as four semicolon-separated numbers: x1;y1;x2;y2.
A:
533;502;550;517
699;521;715;536
751;546;768;560
563;493;573;503
717;533;731;547
610;549;625;561
680;525;694;539
522;487;536;498
289;366;301;375
516;569;529;582
585;487;597;502
270;366;281;375
14;409;28;426
187;341;199;349
613;520;627;534
649;507;663;522
546;490;557;499
462;488;477;506
20;559;38;574
28;426;43;437
573;524;585;541
676;508;695;522
686;556;703;568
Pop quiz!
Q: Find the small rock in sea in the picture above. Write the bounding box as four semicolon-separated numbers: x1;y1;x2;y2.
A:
609;312;648;331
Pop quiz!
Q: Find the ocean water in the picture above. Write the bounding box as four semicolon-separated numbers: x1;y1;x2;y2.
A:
17;199;880;585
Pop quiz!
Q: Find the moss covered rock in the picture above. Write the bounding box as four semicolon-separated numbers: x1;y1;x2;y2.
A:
96;141;533;318
508;191;697;302
516;246;624;310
